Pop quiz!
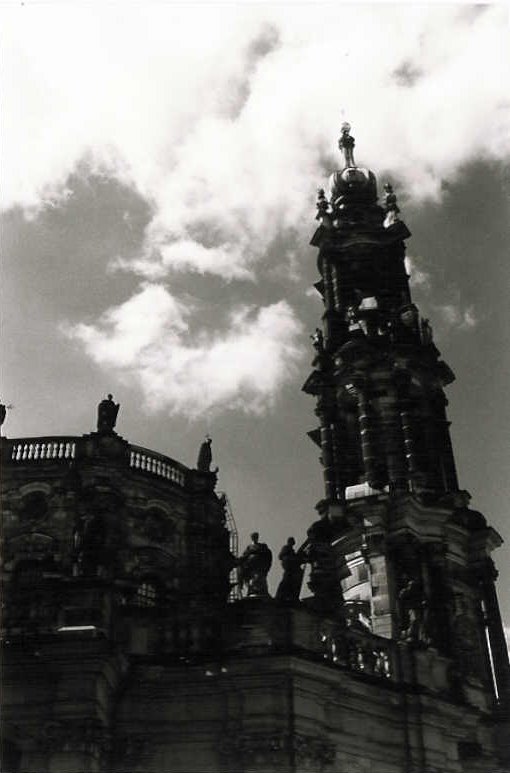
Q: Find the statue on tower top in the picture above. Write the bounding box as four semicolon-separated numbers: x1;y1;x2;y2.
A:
338;122;356;168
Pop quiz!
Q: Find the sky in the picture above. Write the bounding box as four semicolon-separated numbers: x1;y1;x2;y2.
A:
1;2;510;639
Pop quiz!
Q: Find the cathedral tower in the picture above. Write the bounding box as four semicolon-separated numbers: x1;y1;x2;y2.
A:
304;122;510;722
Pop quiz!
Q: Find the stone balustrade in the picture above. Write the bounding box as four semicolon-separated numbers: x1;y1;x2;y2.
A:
320;627;394;679
8;438;77;462
2;436;187;487
129;445;186;486
223;604;397;682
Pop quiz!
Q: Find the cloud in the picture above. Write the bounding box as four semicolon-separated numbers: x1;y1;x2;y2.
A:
405;256;432;290
2;4;510;282
64;284;304;418
3;4;507;415
436;303;477;331
62;284;190;368
405;256;478;334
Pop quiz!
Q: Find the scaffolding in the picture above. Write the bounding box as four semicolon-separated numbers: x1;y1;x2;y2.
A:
218;492;242;601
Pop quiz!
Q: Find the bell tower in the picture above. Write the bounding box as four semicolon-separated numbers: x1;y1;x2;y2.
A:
303;123;510;718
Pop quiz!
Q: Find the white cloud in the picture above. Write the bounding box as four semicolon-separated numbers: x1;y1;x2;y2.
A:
2;4;510;282
64;285;304;418
3;4;506;415
62;284;190;368
405;256;432;290
405;257;478;333
436;303;478;331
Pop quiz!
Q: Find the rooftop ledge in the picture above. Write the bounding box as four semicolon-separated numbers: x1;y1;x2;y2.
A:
0;434;188;487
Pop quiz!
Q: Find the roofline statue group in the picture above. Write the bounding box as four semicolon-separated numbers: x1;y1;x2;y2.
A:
236;517;341;607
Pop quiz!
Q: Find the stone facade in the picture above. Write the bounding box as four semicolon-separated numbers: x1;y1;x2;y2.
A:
2;125;510;772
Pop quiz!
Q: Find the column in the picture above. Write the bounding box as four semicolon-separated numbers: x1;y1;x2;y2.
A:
355;382;381;488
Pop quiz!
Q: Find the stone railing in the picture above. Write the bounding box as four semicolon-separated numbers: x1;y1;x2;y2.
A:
319;626;394;680
2;436;187;487
8;437;77;462
223;605;397;682
129;445;186;487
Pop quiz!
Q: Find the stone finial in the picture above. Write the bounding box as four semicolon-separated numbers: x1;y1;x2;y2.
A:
338;122;355;168
97;394;120;434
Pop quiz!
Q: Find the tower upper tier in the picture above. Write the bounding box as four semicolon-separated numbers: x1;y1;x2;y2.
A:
305;125;458;499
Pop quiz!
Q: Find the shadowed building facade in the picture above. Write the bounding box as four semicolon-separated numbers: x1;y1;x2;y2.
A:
1;127;509;773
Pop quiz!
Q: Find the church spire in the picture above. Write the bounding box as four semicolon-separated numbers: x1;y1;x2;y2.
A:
302;126;510;713
306;126;458;500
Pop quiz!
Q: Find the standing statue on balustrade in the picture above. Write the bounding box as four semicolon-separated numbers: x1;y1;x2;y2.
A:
97;394;120;434
238;532;272;597
276;537;304;602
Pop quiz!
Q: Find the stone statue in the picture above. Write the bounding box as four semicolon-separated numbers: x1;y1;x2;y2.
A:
383;182;400;228
0;402;12;431
338;122;355;168
97;394;120;434
276;537;304;602
398;575;430;645
303;517;340;608
311;328;324;354
197;437;213;472
315;188;332;228
238;532;272;597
